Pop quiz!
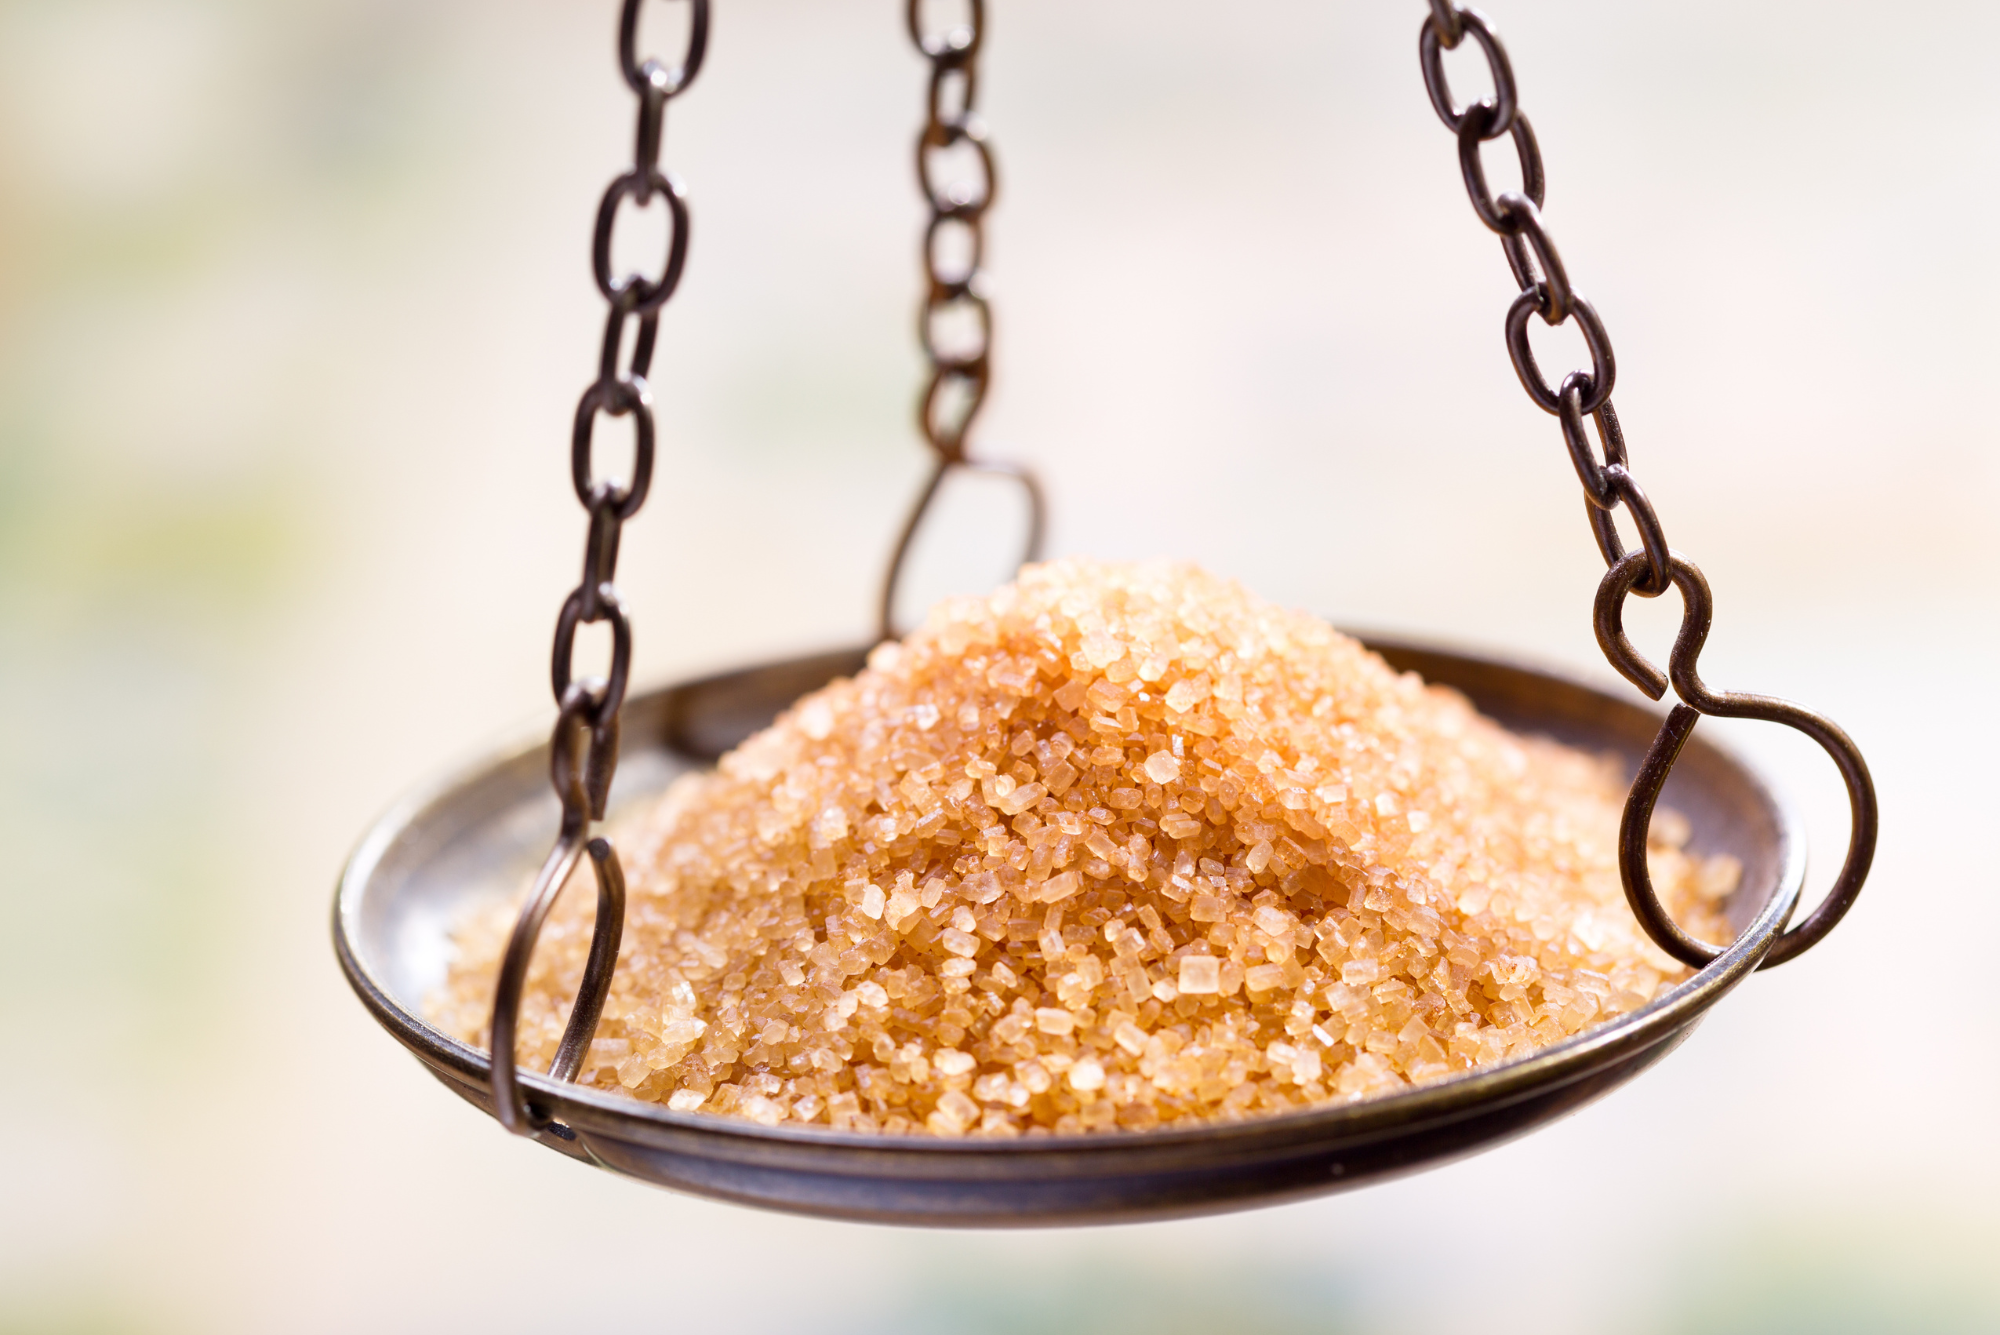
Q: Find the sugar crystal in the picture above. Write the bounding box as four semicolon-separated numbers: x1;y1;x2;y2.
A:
1179;955;1222;995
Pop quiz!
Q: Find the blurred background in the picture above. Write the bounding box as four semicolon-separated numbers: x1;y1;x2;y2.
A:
3;0;1996;1330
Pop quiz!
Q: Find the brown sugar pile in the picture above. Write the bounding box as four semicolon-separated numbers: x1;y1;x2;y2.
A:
434;559;1737;1136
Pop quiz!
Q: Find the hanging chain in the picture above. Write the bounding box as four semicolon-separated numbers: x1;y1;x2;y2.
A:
879;0;1044;642
1418;2;1877;970
489;0;709;1136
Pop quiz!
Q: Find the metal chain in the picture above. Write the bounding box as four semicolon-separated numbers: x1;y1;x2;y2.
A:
490;0;709;1136
1418;3;1876;970
879;0;1044;642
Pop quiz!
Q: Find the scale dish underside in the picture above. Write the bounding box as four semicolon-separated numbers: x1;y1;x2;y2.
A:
334;635;1802;1226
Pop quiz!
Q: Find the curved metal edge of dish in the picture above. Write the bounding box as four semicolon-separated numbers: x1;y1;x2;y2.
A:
332;635;1807;1225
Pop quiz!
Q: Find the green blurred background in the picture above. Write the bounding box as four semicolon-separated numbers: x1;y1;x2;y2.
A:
2;0;1995;1331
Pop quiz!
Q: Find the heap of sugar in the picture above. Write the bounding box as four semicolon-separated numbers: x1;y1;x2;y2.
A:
435;559;1736;1135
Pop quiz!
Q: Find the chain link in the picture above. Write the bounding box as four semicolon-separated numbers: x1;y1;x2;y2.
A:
1455;100;1542;233
1420;6;1516;138
878;0;1045;642
491;0;707;1137
1418;1;1875;970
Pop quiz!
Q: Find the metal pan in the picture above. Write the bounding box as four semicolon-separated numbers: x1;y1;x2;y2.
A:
333;635;1800;1226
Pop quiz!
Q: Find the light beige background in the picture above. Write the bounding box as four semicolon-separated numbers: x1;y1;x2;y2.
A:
2;0;1994;1331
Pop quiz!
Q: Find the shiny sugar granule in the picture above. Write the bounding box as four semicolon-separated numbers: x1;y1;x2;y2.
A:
435;559;1737;1136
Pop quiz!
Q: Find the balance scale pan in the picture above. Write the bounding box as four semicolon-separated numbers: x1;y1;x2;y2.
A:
334;634;1802;1227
